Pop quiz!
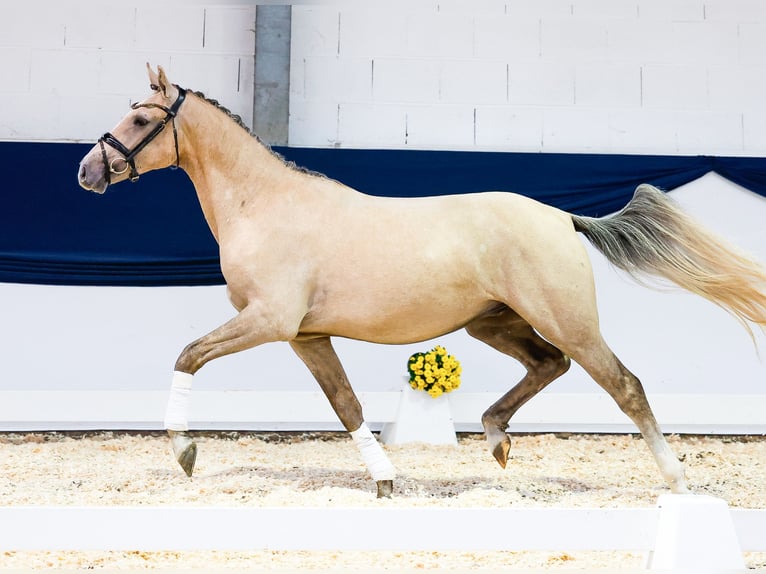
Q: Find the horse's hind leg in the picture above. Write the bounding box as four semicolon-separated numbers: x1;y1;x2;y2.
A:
465;307;571;468
289;336;396;498
573;341;688;493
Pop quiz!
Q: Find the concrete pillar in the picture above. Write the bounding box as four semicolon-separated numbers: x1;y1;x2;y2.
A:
253;5;291;145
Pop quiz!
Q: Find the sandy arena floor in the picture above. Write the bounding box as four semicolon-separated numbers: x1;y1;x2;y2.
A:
0;431;764;570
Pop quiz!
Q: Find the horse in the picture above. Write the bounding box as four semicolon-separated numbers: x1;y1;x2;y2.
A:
78;64;766;498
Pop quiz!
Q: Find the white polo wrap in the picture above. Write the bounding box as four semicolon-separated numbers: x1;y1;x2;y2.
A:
350;422;395;481
164;371;194;431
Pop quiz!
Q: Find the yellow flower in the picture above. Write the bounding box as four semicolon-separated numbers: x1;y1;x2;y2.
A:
407;345;461;398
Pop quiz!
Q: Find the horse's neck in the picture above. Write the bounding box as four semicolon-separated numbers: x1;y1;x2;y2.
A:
179;98;293;240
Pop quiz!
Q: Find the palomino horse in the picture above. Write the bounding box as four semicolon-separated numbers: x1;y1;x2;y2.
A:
79;65;766;498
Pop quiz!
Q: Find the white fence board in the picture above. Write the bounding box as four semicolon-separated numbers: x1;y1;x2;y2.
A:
0;505;764;552
1;391;766;434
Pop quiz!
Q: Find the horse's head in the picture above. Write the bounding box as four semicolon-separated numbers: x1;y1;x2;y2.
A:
78;64;187;193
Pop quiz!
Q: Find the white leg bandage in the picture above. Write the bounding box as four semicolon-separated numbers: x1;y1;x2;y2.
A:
350;423;395;481
164;371;194;431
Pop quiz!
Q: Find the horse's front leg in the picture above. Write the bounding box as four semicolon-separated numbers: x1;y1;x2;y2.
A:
164;305;293;477
289;337;396;498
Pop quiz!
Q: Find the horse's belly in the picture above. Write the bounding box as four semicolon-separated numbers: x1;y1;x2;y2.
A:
299;295;495;344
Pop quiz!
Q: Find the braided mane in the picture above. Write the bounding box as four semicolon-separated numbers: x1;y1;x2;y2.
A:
187;89;324;179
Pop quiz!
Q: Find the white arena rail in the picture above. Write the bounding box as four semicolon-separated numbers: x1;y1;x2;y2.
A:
1;390;766;434
0;500;764;569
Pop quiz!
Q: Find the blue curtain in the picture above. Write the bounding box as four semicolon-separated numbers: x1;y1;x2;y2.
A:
2;142;765;286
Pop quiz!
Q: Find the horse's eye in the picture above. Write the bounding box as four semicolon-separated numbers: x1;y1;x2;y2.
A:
133;116;150;127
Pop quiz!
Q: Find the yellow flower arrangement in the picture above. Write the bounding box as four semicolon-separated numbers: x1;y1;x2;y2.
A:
407;345;462;398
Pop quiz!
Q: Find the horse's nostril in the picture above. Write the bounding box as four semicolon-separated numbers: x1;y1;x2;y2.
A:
79;164;87;182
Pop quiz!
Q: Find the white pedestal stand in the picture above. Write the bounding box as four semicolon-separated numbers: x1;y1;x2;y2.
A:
646;494;744;570
380;383;457;445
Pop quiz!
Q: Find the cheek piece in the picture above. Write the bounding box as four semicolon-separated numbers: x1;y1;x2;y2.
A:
98;86;187;185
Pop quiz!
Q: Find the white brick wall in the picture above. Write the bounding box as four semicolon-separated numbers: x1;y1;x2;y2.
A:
2;1;765;156
0;1;255;142
290;1;766;156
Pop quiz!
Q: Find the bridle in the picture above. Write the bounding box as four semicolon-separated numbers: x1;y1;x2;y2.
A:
98;85;187;184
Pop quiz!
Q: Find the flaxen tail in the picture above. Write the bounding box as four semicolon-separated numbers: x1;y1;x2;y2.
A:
571;184;766;339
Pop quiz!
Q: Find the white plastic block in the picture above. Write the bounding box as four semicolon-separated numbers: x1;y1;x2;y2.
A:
474;106;543;151
380;384;457;446
440;60;507;105
338;103;406;148
63;4;136;50
474;13;541;60
135;5;204;52
339;7;406;58
30;50;102;96
290;6;340;59
302;57;373;103
288;100;339;147
541;18;608;61
646;494;744;570
405;104;474;148
641;65;708;110
0;48;32;93
203;6;256;54
575;63;641;108
542;108;611;153
372;58;440;104
508;61;574;106
406;11;474;59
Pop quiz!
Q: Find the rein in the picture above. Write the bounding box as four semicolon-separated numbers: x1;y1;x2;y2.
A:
98;86;187;184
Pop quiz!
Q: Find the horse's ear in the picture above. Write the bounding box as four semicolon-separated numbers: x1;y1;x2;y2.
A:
155;65;178;100
146;63;160;92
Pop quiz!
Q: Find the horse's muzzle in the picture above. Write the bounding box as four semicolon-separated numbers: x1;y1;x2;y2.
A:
78;157;108;194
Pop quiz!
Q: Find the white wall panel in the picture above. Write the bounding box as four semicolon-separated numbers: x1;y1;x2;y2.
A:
674;111;743;155
507;61;574;106
542;107;611;151
404;104;475;148
473;14;540;61
0;1;255;144
372;58;441;104
640;65;709;110
742;112;766;156
338;103;406;148
540;18;608;62
63;4;137;50
575;63;641;108
290;2;765;156
474;106;543;149
440;60;507;105
134;6;205;52
203;6;258;54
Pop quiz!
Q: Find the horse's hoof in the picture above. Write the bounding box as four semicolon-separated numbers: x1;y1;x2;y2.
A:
491;437;511;469
168;430;197;477
376;479;393;498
